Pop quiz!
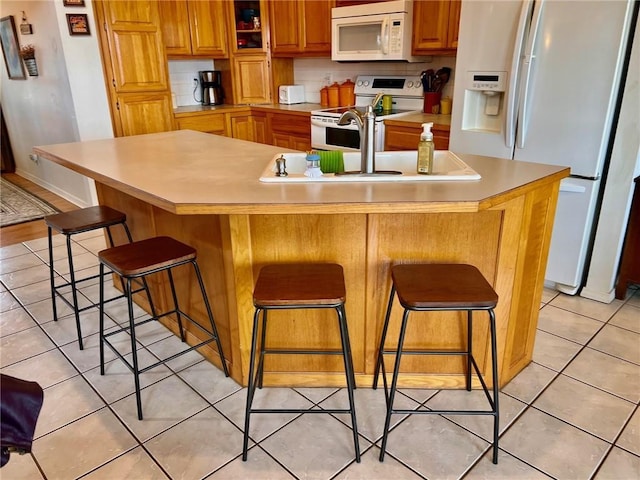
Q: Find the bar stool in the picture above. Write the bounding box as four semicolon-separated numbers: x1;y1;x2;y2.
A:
242;263;360;463
45;206;143;350
373;263;499;463
98;236;229;420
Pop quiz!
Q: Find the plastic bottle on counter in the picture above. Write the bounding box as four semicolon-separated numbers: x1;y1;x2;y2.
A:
417;122;434;175
339;79;355;106
304;150;323;177
320;86;329;107
327;82;340;108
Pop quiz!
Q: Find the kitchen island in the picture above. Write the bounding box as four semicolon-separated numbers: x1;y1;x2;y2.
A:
35;130;569;389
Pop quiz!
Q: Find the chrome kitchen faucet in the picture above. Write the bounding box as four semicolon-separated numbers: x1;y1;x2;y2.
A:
337;92;384;175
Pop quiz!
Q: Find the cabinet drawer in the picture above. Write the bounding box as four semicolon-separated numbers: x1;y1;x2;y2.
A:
176;113;228;135
385;125;449;150
269;113;310;136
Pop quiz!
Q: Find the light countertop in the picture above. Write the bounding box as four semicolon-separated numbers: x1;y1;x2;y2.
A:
34;130;568;215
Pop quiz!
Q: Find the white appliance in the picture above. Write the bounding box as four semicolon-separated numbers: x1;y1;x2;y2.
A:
449;0;638;295
331;0;425;62
278;85;305;105
311;75;423;152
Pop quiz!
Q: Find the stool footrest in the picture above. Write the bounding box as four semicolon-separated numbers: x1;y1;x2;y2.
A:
249;408;354;414
390;408;497;416
102;335;218;375
381;349;471;356
262;348;346;356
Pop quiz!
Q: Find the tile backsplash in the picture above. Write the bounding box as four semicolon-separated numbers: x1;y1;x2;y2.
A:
292;57;457;104
169;57;457;107
168;59;215;107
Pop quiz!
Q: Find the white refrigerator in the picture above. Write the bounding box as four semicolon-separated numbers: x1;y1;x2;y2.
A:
449;0;637;295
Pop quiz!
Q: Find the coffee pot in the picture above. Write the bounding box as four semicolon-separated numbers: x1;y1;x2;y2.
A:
199;70;224;106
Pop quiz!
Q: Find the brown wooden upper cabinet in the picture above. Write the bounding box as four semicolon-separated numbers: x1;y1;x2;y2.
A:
269;0;335;57
159;0;228;58
412;0;461;54
95;0;174;137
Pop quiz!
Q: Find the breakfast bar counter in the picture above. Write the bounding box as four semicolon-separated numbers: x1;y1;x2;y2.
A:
35;130;569;388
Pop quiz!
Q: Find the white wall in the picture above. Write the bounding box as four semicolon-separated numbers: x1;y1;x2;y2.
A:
0;0;110;207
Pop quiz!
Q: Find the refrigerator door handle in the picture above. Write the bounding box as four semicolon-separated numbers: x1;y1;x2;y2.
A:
505;0;533;148
516;0;545;149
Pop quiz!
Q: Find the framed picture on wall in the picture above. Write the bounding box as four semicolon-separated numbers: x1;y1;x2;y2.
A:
66;13;90;35
0;16;26;80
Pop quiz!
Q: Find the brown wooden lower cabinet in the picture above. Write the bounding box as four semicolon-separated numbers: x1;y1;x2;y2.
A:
175;109;310;150
385;123;450;151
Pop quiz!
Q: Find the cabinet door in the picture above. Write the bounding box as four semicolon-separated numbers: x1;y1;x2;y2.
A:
189;0;228;57
446;0;461;49
117;93;175;136
229;113;254;141
253;113;268;144
227;0;267;54
269;1;302;55
232;55;272;104
301;1;334;54
385;124;449;150
159;0;192;55
412;0;453;53
271;132;292;149
100;0;169;92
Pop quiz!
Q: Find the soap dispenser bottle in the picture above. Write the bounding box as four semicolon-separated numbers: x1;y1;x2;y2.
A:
417;122;434;175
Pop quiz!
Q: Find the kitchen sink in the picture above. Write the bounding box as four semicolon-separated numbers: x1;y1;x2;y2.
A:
259;151;481;183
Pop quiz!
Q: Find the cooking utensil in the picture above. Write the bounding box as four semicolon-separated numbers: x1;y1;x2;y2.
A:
420;69;434;92
433;67;451;93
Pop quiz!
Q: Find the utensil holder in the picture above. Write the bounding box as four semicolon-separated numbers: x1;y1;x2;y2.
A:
423;92;441;114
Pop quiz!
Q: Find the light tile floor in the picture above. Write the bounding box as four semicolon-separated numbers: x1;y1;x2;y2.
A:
1;230;639;480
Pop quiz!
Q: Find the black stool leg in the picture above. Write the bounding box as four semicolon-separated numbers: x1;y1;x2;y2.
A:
467;311;473;391
166;269;186;342
47;227;59;324
99;263;106;374
242;307;263;461
337;304;361;462
489;308;499;464
379;308;410;462
125;277;144;420
373;284;396;390
65;235;84;350
192;260;229;377
256;309;268;389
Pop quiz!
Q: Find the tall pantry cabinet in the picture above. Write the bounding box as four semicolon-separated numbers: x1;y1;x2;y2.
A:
94;0;174;137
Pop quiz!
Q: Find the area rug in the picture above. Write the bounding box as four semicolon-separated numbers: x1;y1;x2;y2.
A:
0;177;59;227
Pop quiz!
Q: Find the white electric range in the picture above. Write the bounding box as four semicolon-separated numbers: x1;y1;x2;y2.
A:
310;75;424;152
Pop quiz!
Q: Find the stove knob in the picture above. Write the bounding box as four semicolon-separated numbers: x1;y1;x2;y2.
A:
407;81;414;88
357;80;363;87
363;80;369;87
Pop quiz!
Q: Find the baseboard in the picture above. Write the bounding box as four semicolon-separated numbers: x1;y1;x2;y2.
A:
580;286;615;304
14;169;91;209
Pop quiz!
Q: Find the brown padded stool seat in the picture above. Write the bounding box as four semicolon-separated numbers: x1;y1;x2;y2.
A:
99;236;197;277
253;263;346;306
45;206;126;234
374;263;500;464
392;263;498;309
243;263;360;463
45;205;134;350
98;236;228;420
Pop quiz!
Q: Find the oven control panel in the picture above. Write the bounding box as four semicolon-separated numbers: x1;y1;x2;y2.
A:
354;75;423;97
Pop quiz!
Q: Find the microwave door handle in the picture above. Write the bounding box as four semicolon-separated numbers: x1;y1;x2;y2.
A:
380;16;389;54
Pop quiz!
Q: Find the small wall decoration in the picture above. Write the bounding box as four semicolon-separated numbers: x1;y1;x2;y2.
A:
66;13;90;35
0;16;26;79
20;44;37;76
63;0;86;6
19;11;33;35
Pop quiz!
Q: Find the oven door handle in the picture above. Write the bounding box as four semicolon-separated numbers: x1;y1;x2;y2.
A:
311;118;331;128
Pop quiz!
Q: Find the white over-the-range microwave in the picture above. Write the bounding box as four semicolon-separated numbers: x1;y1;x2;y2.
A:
331;0;426;62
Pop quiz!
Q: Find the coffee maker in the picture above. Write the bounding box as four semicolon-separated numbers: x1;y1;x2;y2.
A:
199;70;224;106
